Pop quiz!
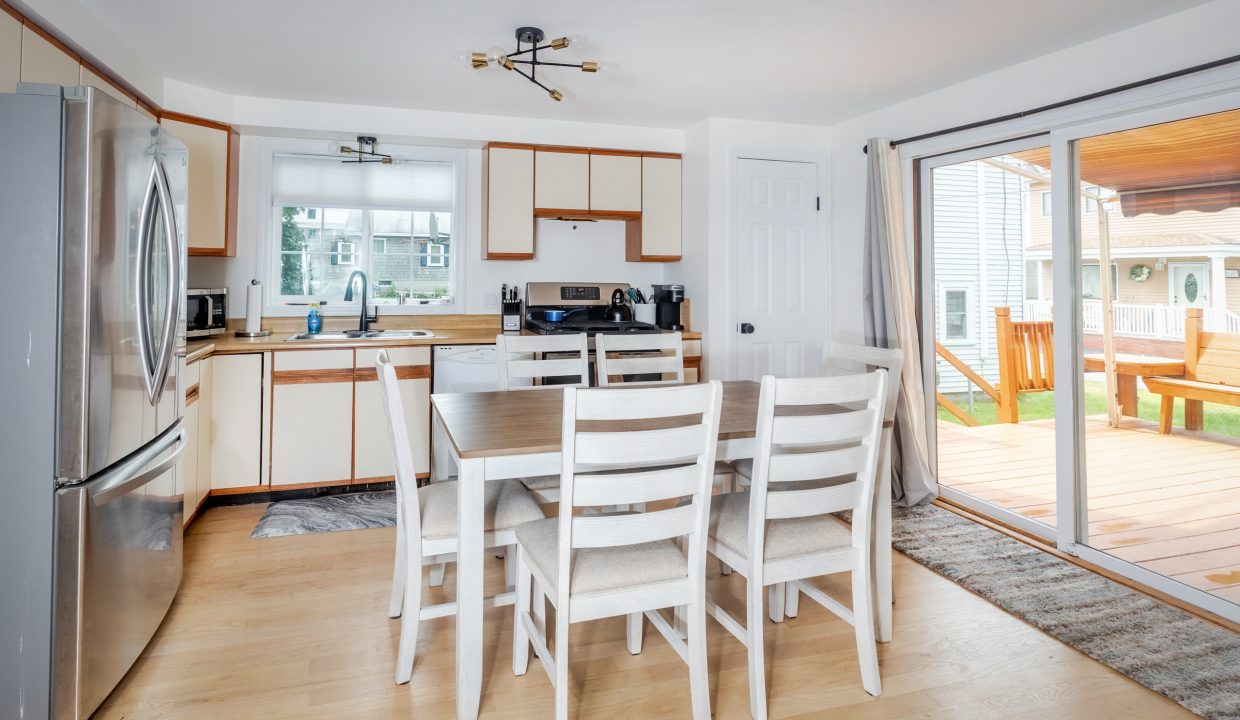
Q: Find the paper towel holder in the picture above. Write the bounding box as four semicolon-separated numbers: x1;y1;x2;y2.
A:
235;279;273;338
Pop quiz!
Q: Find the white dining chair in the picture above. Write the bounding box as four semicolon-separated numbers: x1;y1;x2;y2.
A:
706;370;888;719
376;349;545;685
511;381;723;720
594;331;684;386
495;332;591;504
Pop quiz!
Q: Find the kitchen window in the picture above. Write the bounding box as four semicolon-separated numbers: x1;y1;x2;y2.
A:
266;144;464;311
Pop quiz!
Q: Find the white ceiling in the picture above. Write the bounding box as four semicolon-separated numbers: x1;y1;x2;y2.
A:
78;0;1210;128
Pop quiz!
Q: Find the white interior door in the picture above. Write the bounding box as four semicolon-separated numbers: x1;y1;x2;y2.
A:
1170;262;1209;307
732;158;821;380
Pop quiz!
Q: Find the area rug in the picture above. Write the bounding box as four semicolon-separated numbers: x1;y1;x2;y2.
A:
892;503;1240;720
250;491;396;539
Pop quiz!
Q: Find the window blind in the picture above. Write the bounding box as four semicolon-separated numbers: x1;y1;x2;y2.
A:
272;154;454;212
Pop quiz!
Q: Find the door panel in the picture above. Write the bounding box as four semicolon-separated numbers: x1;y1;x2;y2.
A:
733;158;820;380
1170;263;1209;307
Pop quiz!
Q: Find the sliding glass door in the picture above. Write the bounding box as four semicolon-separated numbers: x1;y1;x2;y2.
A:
921;94;1240;622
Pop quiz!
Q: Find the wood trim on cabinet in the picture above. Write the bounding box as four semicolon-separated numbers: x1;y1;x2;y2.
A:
641;151;683;160
486;141;537;151
185;384;200;406
588;148;644;158
354;365;431;382
158;110;232;133
0;1;23;22
271;368;357;385
486;252;535;261
482;144;537;260
224;125;239;256
534;145;590;154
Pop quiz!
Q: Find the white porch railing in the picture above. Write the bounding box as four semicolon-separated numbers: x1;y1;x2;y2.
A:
1022;299;1240;340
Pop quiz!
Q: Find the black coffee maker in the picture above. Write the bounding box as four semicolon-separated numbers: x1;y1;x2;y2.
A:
652;284;685;331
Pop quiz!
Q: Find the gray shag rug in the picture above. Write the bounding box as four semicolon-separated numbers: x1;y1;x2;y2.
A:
893;503;1240;720
251;491;396;538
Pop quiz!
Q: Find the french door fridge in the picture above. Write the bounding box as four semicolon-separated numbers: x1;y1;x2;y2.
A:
0;84;188;720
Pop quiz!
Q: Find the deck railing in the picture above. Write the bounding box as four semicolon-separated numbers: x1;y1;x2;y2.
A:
1022;300;1240;340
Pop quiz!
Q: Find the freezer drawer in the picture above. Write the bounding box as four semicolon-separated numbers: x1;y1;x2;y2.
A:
53;421;184;720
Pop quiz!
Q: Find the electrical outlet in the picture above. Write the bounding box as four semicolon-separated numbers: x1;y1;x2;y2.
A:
483;291;499;307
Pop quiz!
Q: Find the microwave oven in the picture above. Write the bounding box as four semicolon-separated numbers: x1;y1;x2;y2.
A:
187;288;227;337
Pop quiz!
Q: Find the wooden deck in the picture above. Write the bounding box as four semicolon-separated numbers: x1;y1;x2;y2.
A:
938;417;1240;604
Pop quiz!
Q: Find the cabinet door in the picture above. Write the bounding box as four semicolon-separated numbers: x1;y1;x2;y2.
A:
354;347;431;480
79;64;135;108
534;149;589;213
589;152;642;213
181;396;200;526
210;354;264;489
270;350;354;486
159;116;237;257
629;156;682;261
485;145;535;258
19;25;78;86
0;11;20;94
195;356;214;511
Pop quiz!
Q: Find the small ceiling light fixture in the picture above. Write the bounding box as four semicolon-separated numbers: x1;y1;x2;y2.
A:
467;27;601;102
328;136;393;164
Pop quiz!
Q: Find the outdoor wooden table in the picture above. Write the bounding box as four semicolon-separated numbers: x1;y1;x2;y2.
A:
1083;353;1185;418
430;379;894;719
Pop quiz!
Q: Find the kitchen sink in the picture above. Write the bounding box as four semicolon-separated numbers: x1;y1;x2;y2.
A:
285;329;434;342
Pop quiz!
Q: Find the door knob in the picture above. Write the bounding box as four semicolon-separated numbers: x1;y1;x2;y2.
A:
739;323;755;335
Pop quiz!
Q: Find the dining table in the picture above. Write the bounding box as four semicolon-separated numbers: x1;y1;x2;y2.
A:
430;379;894;720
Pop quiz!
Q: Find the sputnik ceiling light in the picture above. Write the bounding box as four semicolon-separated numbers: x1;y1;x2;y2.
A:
466;27;601;101
328;136;392;164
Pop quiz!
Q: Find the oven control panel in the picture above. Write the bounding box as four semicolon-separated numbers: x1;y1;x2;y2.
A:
560;286;601;302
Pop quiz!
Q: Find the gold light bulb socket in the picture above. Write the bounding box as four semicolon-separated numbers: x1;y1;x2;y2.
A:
470;52;488;69
339;146;353;154
550;37;569;50
581;61;598;73
549;89;563;102
500;57;515;71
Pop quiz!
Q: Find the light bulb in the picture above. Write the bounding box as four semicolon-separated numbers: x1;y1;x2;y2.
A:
486;46;506;62
566;35;581;46
453;50;468;63
328;141;342;154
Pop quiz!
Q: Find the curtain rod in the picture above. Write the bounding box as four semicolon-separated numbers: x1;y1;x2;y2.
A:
861;52;1240;154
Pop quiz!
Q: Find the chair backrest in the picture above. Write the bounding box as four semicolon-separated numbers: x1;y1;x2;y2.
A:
496;333;590;390
595;332;684;387
747;371;887;564
826;340;904;424
375;349;422;539
558;381;723;595
1183;307;1240;385
995;306;1054;392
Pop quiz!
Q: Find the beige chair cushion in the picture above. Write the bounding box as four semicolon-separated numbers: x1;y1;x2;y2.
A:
419;480;545;539
708;491;853;561
520;475;561;491
514;518;688;594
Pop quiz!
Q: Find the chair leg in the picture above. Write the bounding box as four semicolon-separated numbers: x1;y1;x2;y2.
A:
532;579;547;643
504;546;517;592
785;583;799;618
428;562;446;587
513;554;531;676
395;552;423;685
747;578;768;720
768;583;785;623
554;612;570;720
388;519;406;619
626;612;644;655
852;568;882;697
1159;395;1174;435
687;597;711;720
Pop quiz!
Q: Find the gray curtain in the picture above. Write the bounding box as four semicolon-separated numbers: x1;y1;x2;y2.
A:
862;138;938;506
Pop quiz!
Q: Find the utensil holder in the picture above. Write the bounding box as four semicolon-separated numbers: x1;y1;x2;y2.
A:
634;303;656;325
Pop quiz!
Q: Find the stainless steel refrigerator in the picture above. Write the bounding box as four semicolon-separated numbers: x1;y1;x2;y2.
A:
0;85;188;720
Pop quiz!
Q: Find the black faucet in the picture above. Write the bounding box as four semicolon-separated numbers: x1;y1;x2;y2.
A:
343;270;378;332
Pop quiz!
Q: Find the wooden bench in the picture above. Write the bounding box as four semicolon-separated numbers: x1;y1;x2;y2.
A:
1143;308;1240;434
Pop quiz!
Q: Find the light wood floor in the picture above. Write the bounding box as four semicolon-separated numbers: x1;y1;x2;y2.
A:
96;503;1196;719
939;417;1240;603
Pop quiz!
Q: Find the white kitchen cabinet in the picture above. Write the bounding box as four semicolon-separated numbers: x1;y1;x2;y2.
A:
270;349;354;487
589;152;642;213
190;355;213;519
628;155;683;261
160;114;238;257
354;347;431;481
534;149;589;213
181;389;200;526
79;64;134;108
484;144;535;259
0;10;21;94
19;25;78;87
211;353;265;489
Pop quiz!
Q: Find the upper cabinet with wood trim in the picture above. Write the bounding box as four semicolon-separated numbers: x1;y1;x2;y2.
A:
0;10;21;94
534;148;589;214
19;25;77;86
160;114;239;257
589;151;642;214
629;155;683;261
79;64;135;108
484;144;536;259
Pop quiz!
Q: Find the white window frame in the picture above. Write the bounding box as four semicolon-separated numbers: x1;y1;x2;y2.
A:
939;285;975;344
426;242;447;268
256;137;467;316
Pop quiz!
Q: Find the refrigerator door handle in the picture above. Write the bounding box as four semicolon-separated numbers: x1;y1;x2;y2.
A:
89;422;184;507
150;159;180;404
136;160;162;403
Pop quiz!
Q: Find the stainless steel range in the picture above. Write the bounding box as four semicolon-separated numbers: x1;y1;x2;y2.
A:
524;282;660;335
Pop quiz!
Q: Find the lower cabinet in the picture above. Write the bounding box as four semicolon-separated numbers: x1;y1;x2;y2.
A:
196;355;214;507
211;353;265;489
182;388;200;525
354;347;431;481
270;349;355;487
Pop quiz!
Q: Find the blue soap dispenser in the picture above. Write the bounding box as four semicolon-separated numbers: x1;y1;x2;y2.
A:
307;301;322;334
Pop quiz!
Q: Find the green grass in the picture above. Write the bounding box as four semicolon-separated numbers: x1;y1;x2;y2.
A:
938;381;1240;437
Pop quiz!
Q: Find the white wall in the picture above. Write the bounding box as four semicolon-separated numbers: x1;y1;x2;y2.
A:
828;0;1240;345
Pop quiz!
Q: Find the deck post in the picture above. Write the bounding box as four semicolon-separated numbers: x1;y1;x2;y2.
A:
1184;308;1204;431
995;307;1019;423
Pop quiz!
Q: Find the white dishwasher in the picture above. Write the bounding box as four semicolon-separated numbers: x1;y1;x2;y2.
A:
431;344;530;480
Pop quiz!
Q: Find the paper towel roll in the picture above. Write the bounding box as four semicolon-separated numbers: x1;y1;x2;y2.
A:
245;281;262;334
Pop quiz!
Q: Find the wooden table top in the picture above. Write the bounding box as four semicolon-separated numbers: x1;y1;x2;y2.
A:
1083;353;1184;376
432;380;761;459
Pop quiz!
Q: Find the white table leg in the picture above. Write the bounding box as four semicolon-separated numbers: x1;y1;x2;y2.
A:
456;455;485;719
875;434;893;644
